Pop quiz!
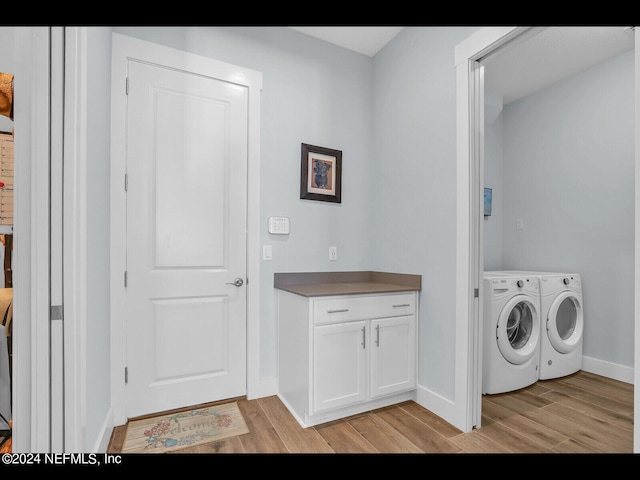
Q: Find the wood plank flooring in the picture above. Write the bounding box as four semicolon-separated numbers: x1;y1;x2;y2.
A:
107;370;634;455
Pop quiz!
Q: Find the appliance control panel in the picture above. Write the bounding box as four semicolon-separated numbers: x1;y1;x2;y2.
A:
268;216;290;235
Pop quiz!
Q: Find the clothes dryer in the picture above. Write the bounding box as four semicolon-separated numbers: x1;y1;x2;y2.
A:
482;272;541;394
494;271;584;380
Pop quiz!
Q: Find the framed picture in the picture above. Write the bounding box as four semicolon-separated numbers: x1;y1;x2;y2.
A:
300;143;342;203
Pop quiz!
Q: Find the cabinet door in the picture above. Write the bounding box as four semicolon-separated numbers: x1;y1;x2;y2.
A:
370;315;416;399
312;321;367;414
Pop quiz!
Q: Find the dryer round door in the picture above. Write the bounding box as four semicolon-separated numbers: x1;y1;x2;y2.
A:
546;291;583;354
496;295;540;365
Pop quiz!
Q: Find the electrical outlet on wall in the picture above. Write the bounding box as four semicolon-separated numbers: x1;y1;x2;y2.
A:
329;246;337;261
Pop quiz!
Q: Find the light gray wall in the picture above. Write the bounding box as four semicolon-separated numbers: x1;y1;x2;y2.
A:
484;50;635;368
371;26;479;398
483;90;504;270
86;27;112;451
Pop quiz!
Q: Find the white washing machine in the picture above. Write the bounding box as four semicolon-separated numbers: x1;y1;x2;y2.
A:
482;272;541;394
494;271;584;380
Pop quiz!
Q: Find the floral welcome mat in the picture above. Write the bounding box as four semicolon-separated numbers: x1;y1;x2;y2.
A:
122;402;249;453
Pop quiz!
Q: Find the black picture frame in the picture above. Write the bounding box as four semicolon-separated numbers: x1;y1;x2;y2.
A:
300;143;342;203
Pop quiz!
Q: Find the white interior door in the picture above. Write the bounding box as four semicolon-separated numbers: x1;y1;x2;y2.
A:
124;58;248;418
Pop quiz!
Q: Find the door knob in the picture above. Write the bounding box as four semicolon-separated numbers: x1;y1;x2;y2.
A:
226;277;244;287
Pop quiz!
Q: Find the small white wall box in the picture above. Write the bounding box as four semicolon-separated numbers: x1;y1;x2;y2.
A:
484;188;492;217
268;216;290;235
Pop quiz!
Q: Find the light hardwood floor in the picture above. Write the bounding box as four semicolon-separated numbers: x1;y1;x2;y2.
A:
107;370;634;454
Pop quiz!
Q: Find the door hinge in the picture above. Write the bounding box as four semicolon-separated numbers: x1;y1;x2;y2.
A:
474;288;479;298
126;77;129;95
124;270;128;288
50;305;63;321
124;173;128;192
125;367;128;384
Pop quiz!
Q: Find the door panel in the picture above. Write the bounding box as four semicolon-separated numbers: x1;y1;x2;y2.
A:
312;321;367;414
151;297;227;379
153;90;227;268
370;315;416;398
125;59;248;418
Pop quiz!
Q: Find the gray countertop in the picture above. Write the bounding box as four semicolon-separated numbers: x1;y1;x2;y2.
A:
274;271;421;297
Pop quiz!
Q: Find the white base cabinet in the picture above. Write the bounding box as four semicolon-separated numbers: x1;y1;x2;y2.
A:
277;290;418;428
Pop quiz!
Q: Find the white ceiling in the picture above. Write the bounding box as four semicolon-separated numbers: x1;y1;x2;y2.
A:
289;26;635;105
482;26;635;104
289;26;404;57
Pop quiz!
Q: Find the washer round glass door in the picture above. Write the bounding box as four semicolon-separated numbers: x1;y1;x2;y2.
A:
496;295;540;365
547;292;583;354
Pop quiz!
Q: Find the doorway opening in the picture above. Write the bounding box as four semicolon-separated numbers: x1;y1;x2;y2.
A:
456;27;637;442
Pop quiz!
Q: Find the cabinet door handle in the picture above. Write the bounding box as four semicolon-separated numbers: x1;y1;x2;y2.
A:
327;308;349;314
375;324;380;346
393;304;411;308
361;326;366;349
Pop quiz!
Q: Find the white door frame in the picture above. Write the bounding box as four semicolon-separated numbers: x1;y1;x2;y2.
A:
454;26;531;432
11;26;54;453
12;25;87;454
456;26;639;452
49;25;65;453
61;26;88;452
109;33;263;426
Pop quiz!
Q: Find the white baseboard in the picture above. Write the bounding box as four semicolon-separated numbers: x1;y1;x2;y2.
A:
581;355;634;385
414;383;458;430
94;407;115;453
250;376;279;400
